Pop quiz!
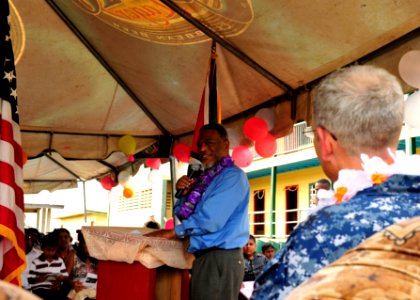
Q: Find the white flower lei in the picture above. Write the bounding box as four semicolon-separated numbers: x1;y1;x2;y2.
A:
332;150;420;203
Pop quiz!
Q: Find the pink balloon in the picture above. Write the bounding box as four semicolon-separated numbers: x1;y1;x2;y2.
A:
173;143;191;163
100;176;114;191
164;218;174;230
145;158;161;170
398;50;420;88
255;133;277;157
243;117;268;141
232;145;253;168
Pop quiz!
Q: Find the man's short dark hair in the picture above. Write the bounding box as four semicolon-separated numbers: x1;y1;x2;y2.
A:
262;242;275;253
145;221;160;229
200;123;228;139
317;178;331;189
41;232;59;249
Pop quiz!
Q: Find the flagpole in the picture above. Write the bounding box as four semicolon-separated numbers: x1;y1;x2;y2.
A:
208;40;219;124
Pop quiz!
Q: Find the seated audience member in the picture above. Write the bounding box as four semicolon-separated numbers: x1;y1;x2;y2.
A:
53;228;75;276
284;217;420;299
53;228;76;295
261;243;275;260
252;65;420;299
22;228;42;290
67;231;97;300
243;235;268;282
28;232;69;300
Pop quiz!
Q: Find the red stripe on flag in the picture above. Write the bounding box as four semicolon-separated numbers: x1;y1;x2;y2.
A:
0;207;25;242
0;161;24;209
1;119;23;168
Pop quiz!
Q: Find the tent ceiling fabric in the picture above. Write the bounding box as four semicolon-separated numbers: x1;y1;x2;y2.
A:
9;0;420;193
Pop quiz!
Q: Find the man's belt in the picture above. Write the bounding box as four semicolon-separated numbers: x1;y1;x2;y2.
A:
193;247;240;259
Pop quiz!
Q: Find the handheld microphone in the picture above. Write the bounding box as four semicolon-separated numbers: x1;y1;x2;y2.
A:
175;162;203;198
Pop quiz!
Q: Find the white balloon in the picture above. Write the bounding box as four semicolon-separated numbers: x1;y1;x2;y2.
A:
398;50;420;89
226;128;241;148
148;169;162;184
256;108;276;130
404;91;420;128
118;170;131;186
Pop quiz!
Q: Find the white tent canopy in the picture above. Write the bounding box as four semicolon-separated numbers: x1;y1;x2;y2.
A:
9;0;420;193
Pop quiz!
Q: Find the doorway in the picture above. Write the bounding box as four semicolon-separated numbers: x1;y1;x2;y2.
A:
285;185;298;235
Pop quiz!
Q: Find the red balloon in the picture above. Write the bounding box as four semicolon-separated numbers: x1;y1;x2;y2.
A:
164;218;174;230
243;117;268;141
145;158;161;170
100;176;115;191
232;145;253;168
173;143;191;163
255;133;277;157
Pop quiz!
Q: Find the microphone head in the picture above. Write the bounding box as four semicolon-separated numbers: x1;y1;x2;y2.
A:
190;163;203;171
189;157;203;171
187;158;203;178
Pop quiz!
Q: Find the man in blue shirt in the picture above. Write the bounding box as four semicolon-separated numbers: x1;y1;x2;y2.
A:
252;65;420;299
147;123;250;300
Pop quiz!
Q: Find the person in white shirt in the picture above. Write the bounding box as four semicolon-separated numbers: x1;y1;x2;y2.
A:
22;228;42;290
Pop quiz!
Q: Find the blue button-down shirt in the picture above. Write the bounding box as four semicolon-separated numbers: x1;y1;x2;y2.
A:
175;164;250;254
252;174;420;300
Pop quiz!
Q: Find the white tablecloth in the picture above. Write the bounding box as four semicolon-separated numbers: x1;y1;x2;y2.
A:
82;226;194;269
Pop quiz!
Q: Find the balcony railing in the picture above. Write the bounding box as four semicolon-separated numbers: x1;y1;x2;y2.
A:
248;208;310;243
252;121;313;158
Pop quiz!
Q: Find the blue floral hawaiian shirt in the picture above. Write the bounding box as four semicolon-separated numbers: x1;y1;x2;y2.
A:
251;174;420;299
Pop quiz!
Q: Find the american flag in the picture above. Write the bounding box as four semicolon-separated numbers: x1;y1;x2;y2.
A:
0;0;26;286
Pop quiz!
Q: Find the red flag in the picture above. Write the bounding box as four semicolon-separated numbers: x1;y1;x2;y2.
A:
0;1;26;286
191;41;221;153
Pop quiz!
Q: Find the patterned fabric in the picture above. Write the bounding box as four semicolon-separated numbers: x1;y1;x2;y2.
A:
252;174;420;300
244;253;268;282
284;217;420;299
72;255;96;280
177;156;234;220
21;247;42;289
82;226;194;269
28;254;68;291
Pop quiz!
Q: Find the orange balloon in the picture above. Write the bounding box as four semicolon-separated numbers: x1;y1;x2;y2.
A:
123;187;134;198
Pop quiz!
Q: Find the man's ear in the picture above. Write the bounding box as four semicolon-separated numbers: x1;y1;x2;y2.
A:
316;127;335;162
224;139;230;151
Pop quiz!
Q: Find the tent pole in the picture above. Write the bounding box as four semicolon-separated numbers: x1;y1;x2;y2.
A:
169;156;180;226
82;181;87;223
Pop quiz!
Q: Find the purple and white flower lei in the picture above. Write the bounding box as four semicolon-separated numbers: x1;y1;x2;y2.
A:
176;156;234;220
